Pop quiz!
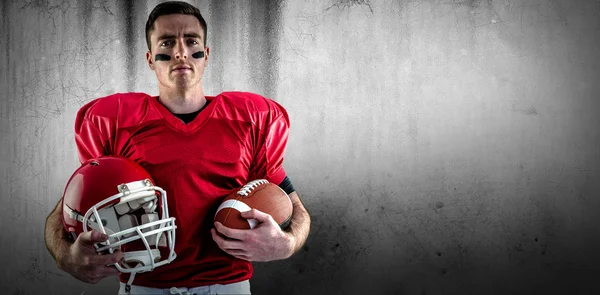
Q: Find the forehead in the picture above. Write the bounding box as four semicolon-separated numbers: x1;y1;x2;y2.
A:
151;14;203;39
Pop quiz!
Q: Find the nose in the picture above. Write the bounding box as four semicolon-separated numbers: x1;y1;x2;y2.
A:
174;40;188;60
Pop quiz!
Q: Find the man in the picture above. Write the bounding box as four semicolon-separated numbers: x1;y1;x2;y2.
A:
44;2;311;294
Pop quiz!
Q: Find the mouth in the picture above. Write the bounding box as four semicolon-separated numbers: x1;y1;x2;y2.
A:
172;65;192;72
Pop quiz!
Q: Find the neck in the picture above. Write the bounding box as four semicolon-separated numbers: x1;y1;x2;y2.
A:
158;86;206;114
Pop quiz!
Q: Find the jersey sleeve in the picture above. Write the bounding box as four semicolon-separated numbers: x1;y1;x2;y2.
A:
74;99;113;164
249;100;290;185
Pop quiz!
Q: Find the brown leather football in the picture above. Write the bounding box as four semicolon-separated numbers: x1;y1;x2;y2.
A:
214;179;293;230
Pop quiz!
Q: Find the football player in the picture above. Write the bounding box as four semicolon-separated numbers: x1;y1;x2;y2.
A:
44;1;311;294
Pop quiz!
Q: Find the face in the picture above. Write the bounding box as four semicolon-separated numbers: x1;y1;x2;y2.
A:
146;14;209;92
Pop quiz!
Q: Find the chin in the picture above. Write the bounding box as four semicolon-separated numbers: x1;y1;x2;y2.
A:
171;78;192;88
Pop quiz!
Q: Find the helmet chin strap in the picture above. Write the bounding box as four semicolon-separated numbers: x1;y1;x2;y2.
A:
122;249;161;295
125;271;136;295
122;249;161;267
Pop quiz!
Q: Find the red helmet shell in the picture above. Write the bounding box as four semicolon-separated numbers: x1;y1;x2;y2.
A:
61;156;156;235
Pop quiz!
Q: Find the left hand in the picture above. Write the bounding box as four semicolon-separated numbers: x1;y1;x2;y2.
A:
211;208;295;261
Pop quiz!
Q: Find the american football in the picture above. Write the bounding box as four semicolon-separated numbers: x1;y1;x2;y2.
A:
214;179;293;230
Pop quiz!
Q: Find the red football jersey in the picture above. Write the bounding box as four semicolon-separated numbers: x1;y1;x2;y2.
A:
74;91;290;288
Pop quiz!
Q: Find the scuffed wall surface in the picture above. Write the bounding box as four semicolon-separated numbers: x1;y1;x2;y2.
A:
1;0;599;294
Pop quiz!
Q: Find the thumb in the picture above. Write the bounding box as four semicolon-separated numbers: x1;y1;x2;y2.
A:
241;209;272;223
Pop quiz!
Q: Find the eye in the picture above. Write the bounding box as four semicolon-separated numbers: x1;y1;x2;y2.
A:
160;40;174;47
187;39;199;46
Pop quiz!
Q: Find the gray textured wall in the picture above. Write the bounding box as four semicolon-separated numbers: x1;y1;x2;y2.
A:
1;0;600;294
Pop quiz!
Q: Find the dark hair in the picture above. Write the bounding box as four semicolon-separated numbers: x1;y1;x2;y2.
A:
145;1;207;50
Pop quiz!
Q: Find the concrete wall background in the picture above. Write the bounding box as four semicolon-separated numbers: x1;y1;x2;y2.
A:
1;0;599;294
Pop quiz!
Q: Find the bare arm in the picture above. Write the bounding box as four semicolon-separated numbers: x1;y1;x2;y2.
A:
283;191;311;256
44;199;122;283
45;200;71;267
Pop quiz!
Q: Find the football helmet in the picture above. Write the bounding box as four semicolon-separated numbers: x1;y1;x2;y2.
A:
61;156;176;283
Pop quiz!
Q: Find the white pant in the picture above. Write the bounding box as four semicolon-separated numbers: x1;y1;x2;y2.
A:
117;280;251;295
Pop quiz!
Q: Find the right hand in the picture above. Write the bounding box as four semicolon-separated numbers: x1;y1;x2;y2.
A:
58;230;123;284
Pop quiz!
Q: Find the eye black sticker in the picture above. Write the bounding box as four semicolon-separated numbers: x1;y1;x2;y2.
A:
192;51;205;59
155;54;171;61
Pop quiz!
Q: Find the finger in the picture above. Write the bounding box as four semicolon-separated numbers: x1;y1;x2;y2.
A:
211;229;244;250
219;247;250;261
79;265;120;284
240;209;272;223
78;230;109;246
214;222;247;240
97;265;121;277
211;228;232;246
89;230;110;242
90;251;123;267
225;249;248;256
219;239;245;251
211;228;224;243
232;254;251;261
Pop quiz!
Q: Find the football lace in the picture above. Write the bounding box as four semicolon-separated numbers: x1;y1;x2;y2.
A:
237;179;269;196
